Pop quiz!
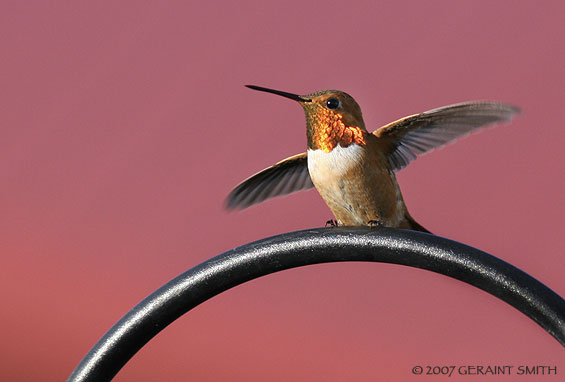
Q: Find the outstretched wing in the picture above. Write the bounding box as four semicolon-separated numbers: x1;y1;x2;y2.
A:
373;101;521;171
226;152;314;210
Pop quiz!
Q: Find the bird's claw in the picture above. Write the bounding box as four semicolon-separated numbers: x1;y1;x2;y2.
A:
368;220;383;228
325;219;338;227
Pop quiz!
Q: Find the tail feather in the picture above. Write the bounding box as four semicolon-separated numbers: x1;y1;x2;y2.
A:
405;214;431;233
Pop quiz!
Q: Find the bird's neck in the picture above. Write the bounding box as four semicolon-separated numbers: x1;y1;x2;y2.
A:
306;111;367;153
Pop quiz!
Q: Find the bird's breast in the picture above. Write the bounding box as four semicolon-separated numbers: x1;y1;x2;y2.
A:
307;144;365;180
307;143;405;226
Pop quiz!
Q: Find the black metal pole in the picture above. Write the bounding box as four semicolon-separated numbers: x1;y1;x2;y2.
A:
68;227;565;382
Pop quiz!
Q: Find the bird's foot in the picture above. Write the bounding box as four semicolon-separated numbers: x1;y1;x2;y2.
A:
368;220;383;228
325;219;338;227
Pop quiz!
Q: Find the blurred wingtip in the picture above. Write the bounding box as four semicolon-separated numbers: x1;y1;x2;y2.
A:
224;194;240;211
510;104;522;117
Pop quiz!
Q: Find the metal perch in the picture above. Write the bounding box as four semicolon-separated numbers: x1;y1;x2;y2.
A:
68;227;565;382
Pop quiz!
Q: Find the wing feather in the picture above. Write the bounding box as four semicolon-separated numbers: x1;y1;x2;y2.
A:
225;152;314;210
373;101;521;171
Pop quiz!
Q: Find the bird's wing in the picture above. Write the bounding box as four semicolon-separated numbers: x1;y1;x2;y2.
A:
372;101;521;171
226;152;314;210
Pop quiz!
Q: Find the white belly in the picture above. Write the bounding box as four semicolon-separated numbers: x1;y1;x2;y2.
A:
307;145;364;182
307;145;368;225
307;144;407;226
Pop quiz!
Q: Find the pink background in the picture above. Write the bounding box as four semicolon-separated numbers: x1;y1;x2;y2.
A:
1;1;563;381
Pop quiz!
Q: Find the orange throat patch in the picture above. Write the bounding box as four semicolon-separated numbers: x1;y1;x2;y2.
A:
311;110;366;153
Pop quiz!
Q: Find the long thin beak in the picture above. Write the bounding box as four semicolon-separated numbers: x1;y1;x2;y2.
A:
245;85;311;102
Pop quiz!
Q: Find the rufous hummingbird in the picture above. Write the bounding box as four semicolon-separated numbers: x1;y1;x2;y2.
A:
226;85;520;232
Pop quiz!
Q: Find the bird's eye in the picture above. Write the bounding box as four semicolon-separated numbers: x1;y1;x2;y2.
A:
326;97;341;109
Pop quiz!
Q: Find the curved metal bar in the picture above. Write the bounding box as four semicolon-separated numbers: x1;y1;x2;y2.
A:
68;227;565;382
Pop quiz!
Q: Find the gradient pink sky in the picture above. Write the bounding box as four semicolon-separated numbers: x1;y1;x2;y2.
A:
1;1;563;381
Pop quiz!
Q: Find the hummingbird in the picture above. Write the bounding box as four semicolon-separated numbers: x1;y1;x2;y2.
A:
226;85;520;232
